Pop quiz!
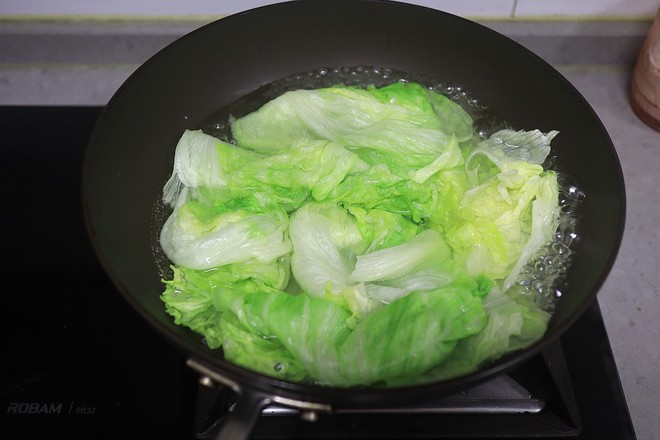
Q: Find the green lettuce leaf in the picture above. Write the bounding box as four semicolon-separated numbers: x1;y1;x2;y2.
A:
230;82;470;175
409;289;550;383
160;257;290;348
160;189;292;270
162;129;263;207
446;129;560;282
222;284;486;386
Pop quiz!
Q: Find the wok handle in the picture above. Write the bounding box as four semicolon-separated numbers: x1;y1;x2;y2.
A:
186;357;330;439
212;390;270;440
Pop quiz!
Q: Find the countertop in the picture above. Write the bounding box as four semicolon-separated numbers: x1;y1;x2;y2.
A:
1;17;659;440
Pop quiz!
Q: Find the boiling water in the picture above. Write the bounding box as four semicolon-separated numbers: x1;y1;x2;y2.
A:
199;66;508;144
514;180;583;312
165;65;581;315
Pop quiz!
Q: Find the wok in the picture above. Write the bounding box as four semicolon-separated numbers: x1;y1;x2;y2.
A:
82;1;625;439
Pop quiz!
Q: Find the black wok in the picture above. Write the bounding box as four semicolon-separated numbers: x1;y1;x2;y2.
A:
82;1;625;439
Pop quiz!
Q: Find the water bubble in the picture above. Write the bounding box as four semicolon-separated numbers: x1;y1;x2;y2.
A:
533;260;546;273
533;280;545;294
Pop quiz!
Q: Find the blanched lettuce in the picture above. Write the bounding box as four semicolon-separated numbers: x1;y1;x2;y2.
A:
217;284;486;386
160;188;292;270
163;130;369;212
159;81;564;387
162;129;263;207
350;229;450;283
230;82;472;176
403;288;551;384
160;257;290;349
446;129;561;283
288;202;366;299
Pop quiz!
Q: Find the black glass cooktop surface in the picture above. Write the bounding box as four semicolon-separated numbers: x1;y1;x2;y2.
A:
0;106;636;440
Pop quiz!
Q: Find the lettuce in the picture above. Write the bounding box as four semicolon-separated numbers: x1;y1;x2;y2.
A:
160;187;292;270
160;257;290;349
159;81;564;387
445;129;560;283
288;202;366;299
401;288;551;385
230;82;472;176
218;284;486;386
350;229;450;283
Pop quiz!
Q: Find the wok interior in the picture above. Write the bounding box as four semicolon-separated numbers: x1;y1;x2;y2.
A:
83;0;624;402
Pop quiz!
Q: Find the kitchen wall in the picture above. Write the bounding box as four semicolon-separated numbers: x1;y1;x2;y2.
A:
0;0;658;20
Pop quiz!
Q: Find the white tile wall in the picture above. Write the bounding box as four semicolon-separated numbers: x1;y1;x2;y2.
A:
0;0;657;19
515;0;659;18
389;0;516;18
0;0;278;17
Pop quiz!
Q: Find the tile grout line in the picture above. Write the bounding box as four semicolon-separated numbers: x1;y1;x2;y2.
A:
511;0;518;20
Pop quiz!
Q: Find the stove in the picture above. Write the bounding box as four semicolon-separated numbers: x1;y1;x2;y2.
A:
0;106;637;439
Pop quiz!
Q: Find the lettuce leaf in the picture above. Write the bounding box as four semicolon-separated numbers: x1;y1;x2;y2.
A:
288;202;367;299
230;82;472;176
445;128;560;283
217;284;486;386
160;188;292;270
404;289;550;384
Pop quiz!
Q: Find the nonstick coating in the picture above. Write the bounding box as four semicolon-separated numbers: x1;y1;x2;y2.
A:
82;0;625;409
